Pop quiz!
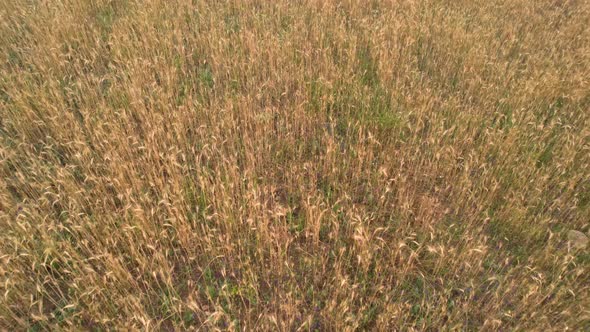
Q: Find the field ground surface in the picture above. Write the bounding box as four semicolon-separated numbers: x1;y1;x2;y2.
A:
1;0;589;330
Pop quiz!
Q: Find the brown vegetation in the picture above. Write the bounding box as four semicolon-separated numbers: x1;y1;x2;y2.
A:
1;0;589;330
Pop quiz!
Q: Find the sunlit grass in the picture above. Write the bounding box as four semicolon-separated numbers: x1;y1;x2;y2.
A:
1;0;589;330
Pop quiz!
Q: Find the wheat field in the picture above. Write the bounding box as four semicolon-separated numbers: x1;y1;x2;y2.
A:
1;0;589;330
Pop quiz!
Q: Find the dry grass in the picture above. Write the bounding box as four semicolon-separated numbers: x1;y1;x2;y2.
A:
1;0;589;330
